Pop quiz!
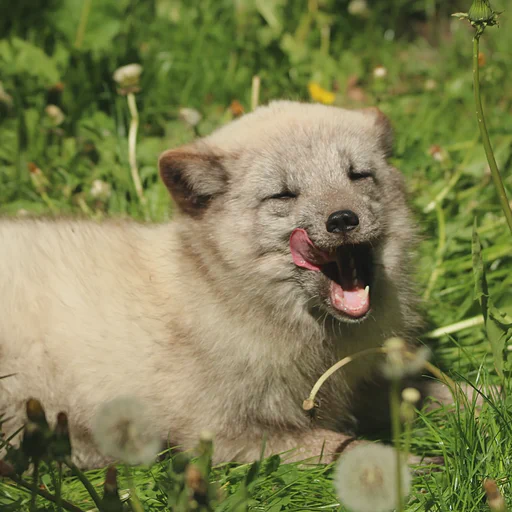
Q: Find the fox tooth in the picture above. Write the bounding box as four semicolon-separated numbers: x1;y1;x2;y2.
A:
364;285;370;298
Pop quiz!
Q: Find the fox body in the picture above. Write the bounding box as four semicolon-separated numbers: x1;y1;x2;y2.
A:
0;101;418;467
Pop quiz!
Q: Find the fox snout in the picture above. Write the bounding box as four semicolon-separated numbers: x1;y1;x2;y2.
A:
325;210;359;233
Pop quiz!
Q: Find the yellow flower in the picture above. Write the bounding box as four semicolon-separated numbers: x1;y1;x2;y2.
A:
308;82;336;105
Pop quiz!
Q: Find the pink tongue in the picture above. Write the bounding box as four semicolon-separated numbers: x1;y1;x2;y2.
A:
290;228;371;318
330;282;370;318
289;228;331;271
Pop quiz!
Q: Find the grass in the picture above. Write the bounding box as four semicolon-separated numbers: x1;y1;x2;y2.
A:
1;0;512;510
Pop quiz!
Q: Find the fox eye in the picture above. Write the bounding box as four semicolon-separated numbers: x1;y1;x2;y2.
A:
349;169;374;181
267;191;298;200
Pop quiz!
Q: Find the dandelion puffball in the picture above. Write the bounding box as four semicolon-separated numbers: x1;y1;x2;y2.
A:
179;108;202;127
112;64;143;90
334;443;411;512
92;395;160;465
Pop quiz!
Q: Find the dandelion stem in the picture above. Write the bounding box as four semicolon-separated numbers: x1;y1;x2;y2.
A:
402;409;414;469
422;361;460;402
127;92;149;221
74;0;92;49
304;347;459;409
472;33;512;234
5;472;84;512
64;457;103;510
29;460;39;512
390;378;404;512
251;75;261;111
304;347;386;408
40;191;58;214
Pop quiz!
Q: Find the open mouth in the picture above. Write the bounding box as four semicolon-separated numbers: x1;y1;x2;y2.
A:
289;228;374;319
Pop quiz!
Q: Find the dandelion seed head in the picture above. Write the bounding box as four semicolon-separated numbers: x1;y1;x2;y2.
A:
348;0;370;18
113;64;143;93
90;179;111;201
406;346;430;374
334;443;411;512
428;144;445;162
179;107;202;127
424;79;437;91
45;105;65;126
402;387;421;405
382;338;430;380
92;396;160;465
199;430;214;443
373;65;388;79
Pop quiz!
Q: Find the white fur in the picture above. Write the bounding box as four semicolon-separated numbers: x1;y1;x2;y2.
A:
0;102;418;467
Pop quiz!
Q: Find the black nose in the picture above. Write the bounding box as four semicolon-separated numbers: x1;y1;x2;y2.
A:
326;210;359;233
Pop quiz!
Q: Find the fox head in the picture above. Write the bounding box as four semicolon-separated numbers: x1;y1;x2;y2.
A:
158;101;417;333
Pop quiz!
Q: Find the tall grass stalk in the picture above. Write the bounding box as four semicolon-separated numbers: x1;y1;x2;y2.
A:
468;2;512;234
75;0;93;49
124;465;145;512
390;378;404;512
64;458;103;510
4;472;83;512
29;461;39;512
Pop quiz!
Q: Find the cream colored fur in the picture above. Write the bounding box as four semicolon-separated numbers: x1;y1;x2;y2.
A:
0;101;419;467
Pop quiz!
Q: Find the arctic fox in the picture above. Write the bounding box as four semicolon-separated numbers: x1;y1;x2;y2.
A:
0;101;419;467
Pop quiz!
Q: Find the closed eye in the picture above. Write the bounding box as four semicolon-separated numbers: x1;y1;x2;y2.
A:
349;170;374;181
267;191;298;200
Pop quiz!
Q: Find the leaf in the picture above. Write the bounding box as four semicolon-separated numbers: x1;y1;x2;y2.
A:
472;218;488;302
0;501;24;512
487;299;512;376
262;454;281;476
51;0;126;52
254;0;284;34
472;220;512;377
245;460;260;485
0;38;60;86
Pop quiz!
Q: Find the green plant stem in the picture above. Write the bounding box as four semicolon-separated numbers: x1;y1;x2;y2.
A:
402;406;414;464
424;314;484;339
251;75;260;111
423;202;446;301
57;462;63;512
75;0;92;49
30;460;39;512
472;34;512;234
64;457;103;511
127;92;149;221
123;464;145;512
390;378;403;512
6;472;84;512
304;346;459;408
423;135;478;214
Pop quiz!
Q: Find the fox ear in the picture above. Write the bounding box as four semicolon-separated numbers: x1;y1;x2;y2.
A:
158;145;228;217
361;107;394;157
